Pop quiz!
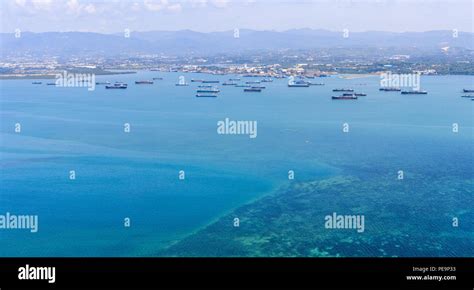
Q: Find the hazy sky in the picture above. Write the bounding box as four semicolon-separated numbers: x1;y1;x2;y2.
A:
1;0;473;33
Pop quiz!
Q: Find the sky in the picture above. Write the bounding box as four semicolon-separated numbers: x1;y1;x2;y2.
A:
1;0;473;33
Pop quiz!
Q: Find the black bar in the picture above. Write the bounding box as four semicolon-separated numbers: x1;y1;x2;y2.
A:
0;258;472;289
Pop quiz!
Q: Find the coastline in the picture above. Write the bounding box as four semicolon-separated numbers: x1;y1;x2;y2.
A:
0;70;137;80
2;71;472;81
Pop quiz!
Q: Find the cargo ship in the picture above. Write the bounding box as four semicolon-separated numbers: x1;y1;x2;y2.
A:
379;87;401;91
197;88;220;93
288;83;310;87
288;79;310;87
461;94;474;98
46;82;56;86
354;93;367;96
135;80;154;84
202;80;219;83
191;79;203;82
222;82;237;86
332;94;358;100
463;89;474;93
244;88;262;92
196;93;217;97
95;82;111;85
32;81;42;84
332;88;354;92
401;90;428;94
106;83;128;89
235;84;251;87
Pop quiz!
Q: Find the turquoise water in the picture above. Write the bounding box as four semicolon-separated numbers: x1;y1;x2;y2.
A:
0;72;472;256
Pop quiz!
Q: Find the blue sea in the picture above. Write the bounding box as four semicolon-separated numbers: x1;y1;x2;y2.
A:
0;72;472;256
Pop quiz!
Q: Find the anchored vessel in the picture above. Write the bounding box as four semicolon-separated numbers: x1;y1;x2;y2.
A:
401;90;428;94
106;83;128;89
197;88;220;93
196;93;217;97
244;88;262;92
32;82;42;84
135;80;154;84
288;80;310;87
379;87;401;91
333;88;354;92
288;84;310;87
332;93;358;100
463;89;474;93
202;80;220;83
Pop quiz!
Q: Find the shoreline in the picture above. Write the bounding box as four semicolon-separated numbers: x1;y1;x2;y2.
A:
2;71;473;80
0;71;137;80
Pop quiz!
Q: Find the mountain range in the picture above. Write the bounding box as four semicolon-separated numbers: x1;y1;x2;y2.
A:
1;29;473;58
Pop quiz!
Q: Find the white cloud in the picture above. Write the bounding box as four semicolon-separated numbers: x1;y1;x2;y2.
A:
14;0;27;7
167;3;182;12
143;0;184;12
189;0;208;8
63;0;98;15
84;4;96;14
66;0;80;12
131;2;141;11
188;0;229;8
143;0;168;11
211;0;229;8
31;0;53;10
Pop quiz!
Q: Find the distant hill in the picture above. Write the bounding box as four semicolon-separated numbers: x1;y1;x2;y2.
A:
1;29;473;57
